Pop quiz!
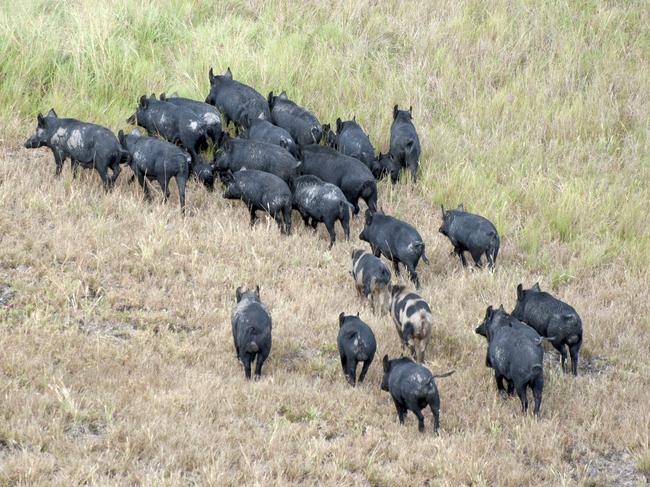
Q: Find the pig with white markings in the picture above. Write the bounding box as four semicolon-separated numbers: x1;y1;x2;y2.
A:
350;249;391;314
159;92;222;146
389;286;433;363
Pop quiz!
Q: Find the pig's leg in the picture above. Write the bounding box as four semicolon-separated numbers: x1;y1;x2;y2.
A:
242;353;253;380
392;260;401;276
406;400;425;432
392;398;407;425
52;149;65;176
346;359;358;386
405;262;419;288
177;175;187;214
553;342;568;373
249;208;258;227
283;203;292;235
515;384;529;415
324;218;336;248
254;349;268;380
96;165;110;192
339;353;347;378
136;171;151;200
495;373;508;399
71;159;80;178
532;376;543;417
358;358;372;383
569;340;581;376
274;210;285;233
431;406;440;434
340;211;350;241
470;250;483;268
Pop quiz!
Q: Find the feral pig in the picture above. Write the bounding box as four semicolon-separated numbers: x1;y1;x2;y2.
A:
332;117;376;169
206;67;270;130
127;94;207;163
191;162;217;191
475;305;545;416
439;204;500;269
214;136;300;184
24;110;124;190
350;249;391;314
373;152;401;186
381;355;454;433
291;175;353;247
231;286;272;379
241;117;298;158
359;210;429;288
512;283;583;376
220;169;292;234
389;105;421;183
118;130;189;212
159;92;222;146
389;286;433;362
337;312;377;386
300;144;377;215
268;91;322;146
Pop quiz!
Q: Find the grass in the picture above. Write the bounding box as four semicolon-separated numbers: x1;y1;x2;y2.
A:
1;0;649;484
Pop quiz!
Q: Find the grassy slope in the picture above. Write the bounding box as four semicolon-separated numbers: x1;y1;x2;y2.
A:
1;0;649;485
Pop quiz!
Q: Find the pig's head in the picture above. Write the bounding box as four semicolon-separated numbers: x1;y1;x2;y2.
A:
512;283;541;316
374;152;401;185
358;209;375;242
235;285;260;303
439;204;464;236
351;248;366;266
475;305;508;341
380;355;393;391
205;67;232;105
213;136;232;170
267;90;288;112
126;95;151;126
24;109;58;149
393;104;413;122
220;171;241;199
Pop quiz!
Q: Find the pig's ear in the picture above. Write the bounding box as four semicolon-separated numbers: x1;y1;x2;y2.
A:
149;93;156;101
353;114;356;122
364;209;373;226
338;312;345;328
393;104;398;120
336;118;342;134
378;207;385;215
209;67;215;83
224;67;233;79
46;108;58;118
457;203;464;212
532;282;541;292
498;304;505;312
356;311;360;317
485;305;493;319
118;130;125;146
235;286;243;302
378;152;382;159
160;92;166;101
441;205;446;218
37;113;46;128
267;91;274;108
409;106;413;115
255;285;260;297
278;91;288;100
516;284;524;301
139;95;148;108
383;354;390;372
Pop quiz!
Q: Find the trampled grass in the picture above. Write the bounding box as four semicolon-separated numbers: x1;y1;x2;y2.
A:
1;0;649;485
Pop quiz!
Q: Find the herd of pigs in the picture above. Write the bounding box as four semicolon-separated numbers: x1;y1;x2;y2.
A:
24;67;583;434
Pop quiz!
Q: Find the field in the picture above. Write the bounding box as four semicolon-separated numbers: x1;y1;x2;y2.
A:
1;0;649;485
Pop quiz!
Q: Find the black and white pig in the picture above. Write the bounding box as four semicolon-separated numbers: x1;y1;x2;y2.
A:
118;129;189;212
337;312;377;387
291;175;353;247
159;92;222;146
126;94;207;163
389;286;433;362
24;110;123;189
350;249;391;314
220;169;292;234
241;117;298;158
231;286;272;380
359;210;429;288
205;67;270;130
300;144;378;215
512;283;583;376
268;91;322;146
213;136;300;183
390;105;421;183
475;305;545;416
381;355;454;434
439;204;500;269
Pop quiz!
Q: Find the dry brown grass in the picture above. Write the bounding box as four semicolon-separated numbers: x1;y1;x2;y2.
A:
1;147;649;486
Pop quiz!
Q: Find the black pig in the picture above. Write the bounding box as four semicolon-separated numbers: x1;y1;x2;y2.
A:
359;210;429;288
268;91;322;146
337;312;377;386
381;355;454;433
332;117;376;169
24;110;124;189
439;204;500;269
232;286;272;380
390;105;421;183
241;117;298;157
159;92;222;146
220;169;292;234
512;283;583;376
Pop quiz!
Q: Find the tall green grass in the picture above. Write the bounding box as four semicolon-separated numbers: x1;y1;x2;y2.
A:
1;0;648;273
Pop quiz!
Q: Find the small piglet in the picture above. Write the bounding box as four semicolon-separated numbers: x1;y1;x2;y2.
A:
300;144;378;214
332;117;376;169
351;249;391;314
206;67;270;130
389;105;421;183
475;305;545;416
291;175;352;247
231;286;272;380
268;91;322;146
118;129;189;212
214;135;300;184
241;117;298;157
359;210;429;288
220;169;292;234
159;92;222;146
381;355;454;433
389;285;433;362
512;283;583;376
337;312;377;386
24;110;123;189
127;94;207;163
439;204;500;269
